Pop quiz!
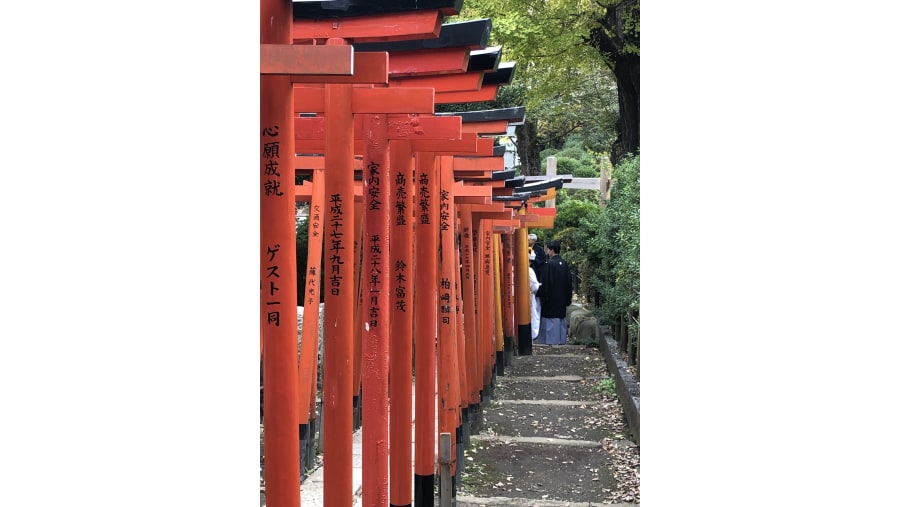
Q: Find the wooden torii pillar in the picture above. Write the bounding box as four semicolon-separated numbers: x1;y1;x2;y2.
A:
449;170;517;443
294;113;462;505
294;90;440;507
439;107;525;377
363;131;487;504
258;1;362;506
296;8;520;507
292;6;455;506
288;44;391;480
355;20;499;506
456;193;516;409
490;179;564;352
302;23;506;505
457;166;522;369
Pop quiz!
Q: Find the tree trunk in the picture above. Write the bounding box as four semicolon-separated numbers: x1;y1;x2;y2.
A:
588;1;640;166
610;52;639;165
515;120;542;176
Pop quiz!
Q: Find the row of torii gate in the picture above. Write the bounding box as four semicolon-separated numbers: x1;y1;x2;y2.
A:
261;1;568;506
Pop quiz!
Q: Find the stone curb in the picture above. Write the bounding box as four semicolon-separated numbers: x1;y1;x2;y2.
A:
597;327;640;445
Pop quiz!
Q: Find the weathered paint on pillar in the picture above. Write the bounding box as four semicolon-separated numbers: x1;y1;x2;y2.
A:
502;233;516;342
322;37;354;506
298;169;324;421
480;222;495;387
302;169;324;474
389;139;414;507
515;208;532;356
413;151;438;507
297;168;324;478
451;254;464;483
492;233;504;372
260;1;299;506
362;114;391;507
437;155;461;481
353;197;365;428
459;207;479;406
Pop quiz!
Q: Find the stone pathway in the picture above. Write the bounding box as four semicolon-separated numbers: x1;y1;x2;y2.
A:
261;343;639;506
456;344;640;506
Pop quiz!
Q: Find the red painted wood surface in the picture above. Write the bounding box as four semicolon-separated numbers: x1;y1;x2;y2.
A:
296;138;365;155
391;71;483;92
295;86;435;114
295;155;364;171
261;43;353;75
260;0;299;506
452;183;493;198
297;116;467;156
304;170;325;441
515;211;530;338
410;132;476;153
322;40;355;503
479;221;496;387
295;179;364;201
434;84;499;104
451;244;465;476
290;52;388;84
298;169;324;428
296;114;461;142
493;233;505;357
438;154;462;478
352;200;365;410
388;47;470;77
454;196;490;205
413;150;439;489
459;207;480;407
389;140;414;506
502;233;516;340
355;87;436;113
492;219;525;230
461;119;509;135
361;114;391;507
453;156;504;171
417;135;494;157
293;10;443;44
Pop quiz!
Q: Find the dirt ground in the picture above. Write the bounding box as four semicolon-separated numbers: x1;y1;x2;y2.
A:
457;344;640;505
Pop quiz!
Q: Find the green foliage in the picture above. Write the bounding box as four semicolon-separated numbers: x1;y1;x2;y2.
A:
554;198;600;232
585;153;639;333
597;377;617;397
591;1;641;60
539;137;602;178
567;157;601;178
544;153;639;367
450;0;620;155
553;156;579;177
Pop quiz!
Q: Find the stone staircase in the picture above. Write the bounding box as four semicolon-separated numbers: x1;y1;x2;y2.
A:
456;344;639;506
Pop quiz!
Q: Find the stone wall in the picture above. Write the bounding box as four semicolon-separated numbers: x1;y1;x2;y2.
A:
598;325;640;445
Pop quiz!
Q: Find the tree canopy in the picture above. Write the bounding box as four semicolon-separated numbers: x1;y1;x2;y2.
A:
448;0;639;169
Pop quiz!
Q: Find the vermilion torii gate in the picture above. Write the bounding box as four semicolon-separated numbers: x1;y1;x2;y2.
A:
260;0;450;506
295;4;478;505
295;13;514;507
260;1;358;506
261;1;567;506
